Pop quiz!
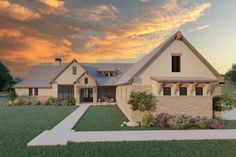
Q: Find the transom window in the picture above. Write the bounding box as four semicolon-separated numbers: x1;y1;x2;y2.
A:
163;87;171;96
172;55;181;72
179;87;187;96
72;66;77;75
196;87;203;96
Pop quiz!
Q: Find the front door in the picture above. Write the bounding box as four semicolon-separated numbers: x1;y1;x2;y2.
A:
80;88;93;102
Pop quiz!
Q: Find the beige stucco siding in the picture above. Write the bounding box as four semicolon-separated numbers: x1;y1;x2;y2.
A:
55;62;86;84
15;88;29;96
38;88;52;96
137;40;217;85
77;73;96;86
15;88;52;97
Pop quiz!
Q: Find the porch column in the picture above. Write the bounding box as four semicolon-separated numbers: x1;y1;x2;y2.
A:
93;86;97;104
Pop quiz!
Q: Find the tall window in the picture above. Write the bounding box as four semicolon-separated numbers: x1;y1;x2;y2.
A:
58;85;74;100
163;87;171;96
172;56;181;72
179;87;187;96
85;78;88;84
72;66;77;75
196;87;203;96
29;88;33;96
34;88;38;96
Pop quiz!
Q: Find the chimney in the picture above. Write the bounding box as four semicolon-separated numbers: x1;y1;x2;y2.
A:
55;58;62;66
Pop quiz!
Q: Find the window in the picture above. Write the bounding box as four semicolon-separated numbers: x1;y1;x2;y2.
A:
163;87;171;96
172;56;181;72
179;87;187;96
110;71;115;77
34;88;38;96
85;77;88;84
72;66;77;75
29;88;33;96
104;71;109;77
58;85;74;100
196;87;203;96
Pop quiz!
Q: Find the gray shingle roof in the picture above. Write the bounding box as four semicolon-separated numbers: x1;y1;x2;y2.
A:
14;64;67;88
14;63;133;88
81;63;133;86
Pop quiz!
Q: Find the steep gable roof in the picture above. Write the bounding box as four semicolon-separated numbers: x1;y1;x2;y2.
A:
116;31;220;85
14;64;67;88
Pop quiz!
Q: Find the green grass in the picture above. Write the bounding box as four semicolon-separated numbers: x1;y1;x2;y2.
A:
224;120;236;129
74;105;164;131
2;96;236;157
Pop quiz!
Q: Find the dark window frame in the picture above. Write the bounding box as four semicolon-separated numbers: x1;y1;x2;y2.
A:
58;85;74;100
163;87;171;96
172;55;181;72
195;87;203;96
29;88;33;96
72;66;77;75
34;88;38;96
179;87;187;96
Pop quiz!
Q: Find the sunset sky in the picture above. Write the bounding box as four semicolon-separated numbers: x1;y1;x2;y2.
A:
0;0;236;77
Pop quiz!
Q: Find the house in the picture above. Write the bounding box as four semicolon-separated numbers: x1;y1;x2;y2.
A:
14;31;223;121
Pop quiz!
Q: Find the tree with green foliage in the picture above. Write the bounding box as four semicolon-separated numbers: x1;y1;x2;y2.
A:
128;91;156;112
225;64;236;82
0;62;14;91
213;95;234;117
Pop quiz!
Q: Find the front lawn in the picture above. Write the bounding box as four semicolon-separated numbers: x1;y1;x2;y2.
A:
73;105;165;131
2;96;236;157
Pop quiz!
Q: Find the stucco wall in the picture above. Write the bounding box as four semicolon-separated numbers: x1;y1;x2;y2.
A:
77;73;96;86
55;62;85;84
15;88;28;96
116;84;152;121
137;40;217;85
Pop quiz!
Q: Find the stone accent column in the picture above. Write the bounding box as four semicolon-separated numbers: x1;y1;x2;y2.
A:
93;87;97;104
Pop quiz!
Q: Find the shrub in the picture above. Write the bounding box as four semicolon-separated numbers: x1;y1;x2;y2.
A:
195;116;209;129
128;91;156;112
44;97;59;105
167;115;195;129
155;112;171;127
141;114;154;128
208;119;224;129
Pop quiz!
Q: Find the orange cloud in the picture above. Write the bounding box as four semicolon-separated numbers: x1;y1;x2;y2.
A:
0;29;22;38
0;0;40;21
39;0;64;8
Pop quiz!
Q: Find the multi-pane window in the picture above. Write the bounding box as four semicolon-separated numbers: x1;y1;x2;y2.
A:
34;88;38;96
85;78;88;84
196;87;203;96
172;56;181;72
163;87;171;96
179;87;187;96
58;85;74;100
29;88;33;96
72;66;77;75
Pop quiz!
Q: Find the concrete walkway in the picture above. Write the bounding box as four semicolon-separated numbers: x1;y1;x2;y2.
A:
28;104;236;146
222;108;236;120
69;130;236;142
27;103;91;146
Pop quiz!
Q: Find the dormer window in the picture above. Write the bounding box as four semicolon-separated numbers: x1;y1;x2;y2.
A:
98;71;116;77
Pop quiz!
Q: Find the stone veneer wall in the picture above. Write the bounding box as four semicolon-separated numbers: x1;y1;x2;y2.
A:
155;96;212;118
117;85;213;122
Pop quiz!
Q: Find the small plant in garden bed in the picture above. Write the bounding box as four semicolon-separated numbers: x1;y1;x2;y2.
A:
7;97;76;106
153;112;224;129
